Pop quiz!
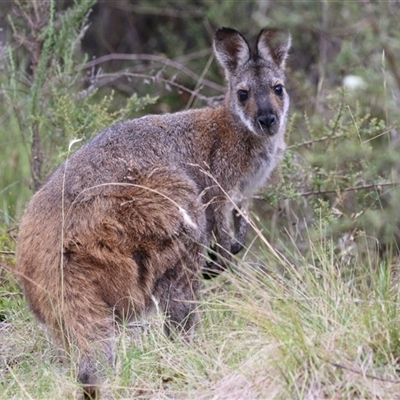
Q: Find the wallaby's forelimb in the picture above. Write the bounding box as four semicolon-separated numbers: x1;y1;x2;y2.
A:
202;202;249;279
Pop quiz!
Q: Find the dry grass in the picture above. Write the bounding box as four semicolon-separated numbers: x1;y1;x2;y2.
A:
2;219;400;399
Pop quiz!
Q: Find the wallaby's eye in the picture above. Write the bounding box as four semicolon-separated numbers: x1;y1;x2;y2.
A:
274;84;284;96
237;89;249;103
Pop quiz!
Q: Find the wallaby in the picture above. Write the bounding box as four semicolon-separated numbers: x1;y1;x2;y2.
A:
15;27;291;399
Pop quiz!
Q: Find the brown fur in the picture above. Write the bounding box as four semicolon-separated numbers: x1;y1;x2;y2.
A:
15;27;291;398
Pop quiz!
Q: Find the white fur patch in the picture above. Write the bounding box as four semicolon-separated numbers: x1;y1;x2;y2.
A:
179;206;198;229
235;102;256;134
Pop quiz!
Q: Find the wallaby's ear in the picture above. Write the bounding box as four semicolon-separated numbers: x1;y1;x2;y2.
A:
256;29;291;69
213;27;251;75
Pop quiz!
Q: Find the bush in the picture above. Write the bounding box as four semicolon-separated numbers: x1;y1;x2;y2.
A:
0;0;157;221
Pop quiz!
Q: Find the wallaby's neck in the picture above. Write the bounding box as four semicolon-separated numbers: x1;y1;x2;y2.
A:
187;102;277;194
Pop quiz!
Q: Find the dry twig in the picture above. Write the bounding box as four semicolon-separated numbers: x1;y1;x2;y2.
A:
81;53;224;93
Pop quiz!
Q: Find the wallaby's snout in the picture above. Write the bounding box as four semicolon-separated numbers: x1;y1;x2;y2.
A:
256;106;279;135
257;113;276;131
255;81;288;136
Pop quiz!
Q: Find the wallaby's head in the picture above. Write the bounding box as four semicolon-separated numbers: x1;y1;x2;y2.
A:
214;27;291;137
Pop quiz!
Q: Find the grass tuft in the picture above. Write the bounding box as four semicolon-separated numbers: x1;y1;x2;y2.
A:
4;217;400;398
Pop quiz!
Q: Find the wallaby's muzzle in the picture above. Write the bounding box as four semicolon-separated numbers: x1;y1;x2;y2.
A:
257;112;278;135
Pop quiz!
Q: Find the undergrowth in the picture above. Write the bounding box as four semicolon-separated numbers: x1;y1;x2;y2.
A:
0;0;157;220
2;218;400;399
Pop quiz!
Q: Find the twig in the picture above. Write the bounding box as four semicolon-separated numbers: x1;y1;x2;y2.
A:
30;120;42;191
253;181;400;202
0;181;19;196
106;2;204;19
5;362;34;400
0;251;15;255
90;71;224;106
0;292;19;297
185;52;215;109
81;53;224;93
174;48;212;64
362;0;400;92
315;0;329;113
323;358;400;384
299;181;400;197
288;133;344;149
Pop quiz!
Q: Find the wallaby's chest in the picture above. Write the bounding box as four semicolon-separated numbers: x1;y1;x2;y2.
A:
238;142;280;201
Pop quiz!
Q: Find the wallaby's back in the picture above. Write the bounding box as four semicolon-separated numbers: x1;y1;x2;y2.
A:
15;27;291;399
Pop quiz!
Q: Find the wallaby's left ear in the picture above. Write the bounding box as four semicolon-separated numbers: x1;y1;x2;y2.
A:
256;29;291;69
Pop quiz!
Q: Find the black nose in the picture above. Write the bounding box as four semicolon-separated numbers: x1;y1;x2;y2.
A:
257;114;276;129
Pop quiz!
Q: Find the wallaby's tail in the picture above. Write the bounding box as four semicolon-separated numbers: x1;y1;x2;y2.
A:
59;278;115;399
20;258;117;399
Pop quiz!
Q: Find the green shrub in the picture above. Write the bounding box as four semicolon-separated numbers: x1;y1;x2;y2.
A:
0;0;157;221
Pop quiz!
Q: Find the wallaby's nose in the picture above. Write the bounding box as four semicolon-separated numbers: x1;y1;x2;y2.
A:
257;114;276;130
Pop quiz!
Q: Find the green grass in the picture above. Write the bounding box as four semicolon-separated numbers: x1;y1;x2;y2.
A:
1;220;400;399
0;116;31;224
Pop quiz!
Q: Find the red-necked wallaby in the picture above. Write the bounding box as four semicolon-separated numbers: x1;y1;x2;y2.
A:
15;27;291;398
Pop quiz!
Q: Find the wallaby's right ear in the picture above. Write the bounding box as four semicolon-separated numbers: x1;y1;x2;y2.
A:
213;27;251;75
